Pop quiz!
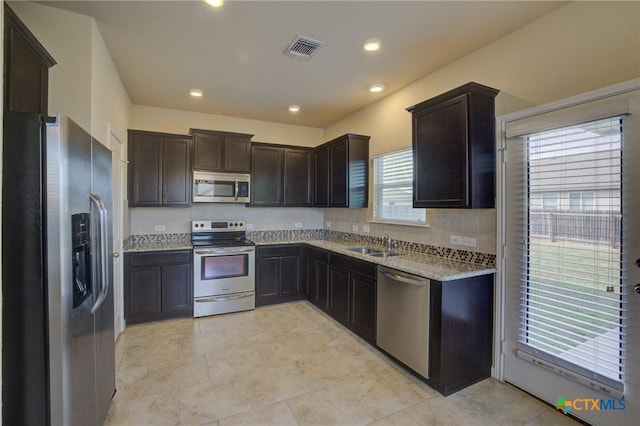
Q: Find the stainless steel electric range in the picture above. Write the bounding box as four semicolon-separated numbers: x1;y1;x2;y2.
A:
191;220;255;317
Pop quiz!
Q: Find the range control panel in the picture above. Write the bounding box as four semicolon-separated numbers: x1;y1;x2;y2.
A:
191;220;245;232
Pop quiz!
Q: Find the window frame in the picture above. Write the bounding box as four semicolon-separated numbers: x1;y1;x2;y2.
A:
371;148;427;227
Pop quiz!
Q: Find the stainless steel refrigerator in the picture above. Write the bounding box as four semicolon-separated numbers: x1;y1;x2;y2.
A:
2;112;116;425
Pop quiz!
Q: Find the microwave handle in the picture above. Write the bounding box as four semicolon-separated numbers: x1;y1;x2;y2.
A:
234;178;239;201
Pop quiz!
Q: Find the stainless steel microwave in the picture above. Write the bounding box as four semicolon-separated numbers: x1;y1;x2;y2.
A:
193;172;250;203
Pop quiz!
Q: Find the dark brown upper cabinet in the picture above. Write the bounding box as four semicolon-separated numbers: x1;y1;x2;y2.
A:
283;147;313;206
4;4;56;115
407;82;499;209
314;134;370;208
189;129;253;173
250;143;313;207
127;130;192;207
250;144;282;206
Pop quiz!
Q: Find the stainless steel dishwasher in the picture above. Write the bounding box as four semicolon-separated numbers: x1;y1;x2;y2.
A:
376;266;430;379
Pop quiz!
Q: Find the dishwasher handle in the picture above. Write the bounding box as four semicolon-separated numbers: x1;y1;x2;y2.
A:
379;267;429;287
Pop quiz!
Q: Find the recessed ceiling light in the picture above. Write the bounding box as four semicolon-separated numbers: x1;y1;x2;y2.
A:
190;89;203;97
363;38;381;52
369;84;385;93
204;0;224;7
289;105;301;113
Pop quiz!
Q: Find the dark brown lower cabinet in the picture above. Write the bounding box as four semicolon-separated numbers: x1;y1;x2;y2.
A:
328;267;350;324
255;244;304;306
304;246;329;310
428;274;494;395
350;274;376;342
324;251;377;344
124;250;192;324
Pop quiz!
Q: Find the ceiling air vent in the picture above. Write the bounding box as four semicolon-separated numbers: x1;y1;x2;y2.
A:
284;35;325;59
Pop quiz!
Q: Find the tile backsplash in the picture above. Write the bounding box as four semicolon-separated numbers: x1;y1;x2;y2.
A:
130;205;324;234
322;207;496;255
129;204;497;256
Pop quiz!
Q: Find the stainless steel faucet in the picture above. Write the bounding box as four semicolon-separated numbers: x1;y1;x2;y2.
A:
383;233;393;251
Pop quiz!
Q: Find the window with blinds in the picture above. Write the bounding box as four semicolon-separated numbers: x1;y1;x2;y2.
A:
372;149;425;224
520;116;625;391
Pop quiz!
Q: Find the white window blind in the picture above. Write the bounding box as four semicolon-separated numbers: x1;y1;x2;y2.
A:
518;116;626;392
373;150;425;224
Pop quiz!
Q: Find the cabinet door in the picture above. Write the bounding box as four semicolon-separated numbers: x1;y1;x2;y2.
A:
305;259;317;301
4;6;56;115
351;274;376;343
193;133;224;171
128;133;162;206
251;145;283;206
329;139;348;206
413;94;469;208
329;267;350;325
280;256;300;296
161;264;192;312
225;136;252;172
314;145;329;206
316;262;329;310
163;137;192;206
256;257;280;302
128;267;162;318
283;148;313;207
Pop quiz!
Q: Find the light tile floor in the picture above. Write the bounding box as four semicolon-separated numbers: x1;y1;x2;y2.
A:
106;301;580;426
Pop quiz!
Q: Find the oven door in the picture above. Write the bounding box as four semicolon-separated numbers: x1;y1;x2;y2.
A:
193;246;255;297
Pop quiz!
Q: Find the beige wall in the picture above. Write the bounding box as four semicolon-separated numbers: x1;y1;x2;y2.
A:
323;1;640;255
10;1;132;143
9;1;93;133
325;1;640;153
131;105;324;147
91;22;132;147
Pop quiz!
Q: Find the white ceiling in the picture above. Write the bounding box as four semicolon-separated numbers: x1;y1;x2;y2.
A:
44;1;567;128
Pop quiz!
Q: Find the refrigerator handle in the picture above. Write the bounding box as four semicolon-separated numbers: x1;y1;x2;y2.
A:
90;193;109;315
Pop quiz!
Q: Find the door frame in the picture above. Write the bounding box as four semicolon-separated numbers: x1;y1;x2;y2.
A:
108;122;126;337
495;78;640;425
495;77;640;383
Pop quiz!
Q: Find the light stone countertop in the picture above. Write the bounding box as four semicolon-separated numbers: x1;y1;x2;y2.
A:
254;239;496;282
124;237;495;281
123;240;193;253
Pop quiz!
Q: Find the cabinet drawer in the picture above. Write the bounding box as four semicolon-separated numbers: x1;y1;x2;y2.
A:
256;244;301;258
128;250;191;267
330;253;376;279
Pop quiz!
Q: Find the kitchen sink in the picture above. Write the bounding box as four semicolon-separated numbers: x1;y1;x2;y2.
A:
368;251;401;258
346;246;385;255
346;246;401;258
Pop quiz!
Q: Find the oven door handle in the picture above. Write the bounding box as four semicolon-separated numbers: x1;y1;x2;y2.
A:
194;247;254;255
195;292;255;303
